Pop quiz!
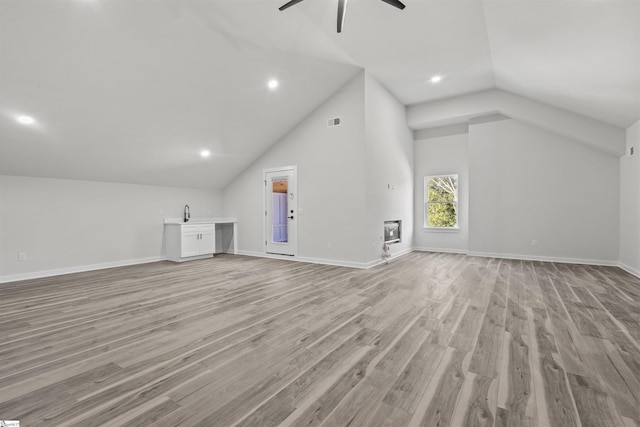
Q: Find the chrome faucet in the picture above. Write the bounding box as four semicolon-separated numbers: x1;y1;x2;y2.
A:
184;204;190;222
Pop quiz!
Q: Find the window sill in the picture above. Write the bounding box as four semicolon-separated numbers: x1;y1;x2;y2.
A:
424;227;459;233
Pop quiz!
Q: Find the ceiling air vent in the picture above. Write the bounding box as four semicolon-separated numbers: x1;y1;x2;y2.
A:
327;117;341;127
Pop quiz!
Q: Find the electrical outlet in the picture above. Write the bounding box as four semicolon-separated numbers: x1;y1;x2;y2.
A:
531;240;538;247
327;242;332;250
18;252;27;261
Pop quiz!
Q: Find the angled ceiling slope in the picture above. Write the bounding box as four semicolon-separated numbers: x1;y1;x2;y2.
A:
1;0;638;190
407;89;626;156
296;0;639;128
0;0;361;190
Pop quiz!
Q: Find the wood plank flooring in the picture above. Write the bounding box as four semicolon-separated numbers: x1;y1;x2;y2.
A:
1;252;639;426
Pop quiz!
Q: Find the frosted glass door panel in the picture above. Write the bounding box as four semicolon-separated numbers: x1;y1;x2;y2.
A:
272;192;288;243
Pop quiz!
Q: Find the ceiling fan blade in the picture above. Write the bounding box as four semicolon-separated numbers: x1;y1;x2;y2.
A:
337;0;348;33
380;0;405;10
279;0;306;11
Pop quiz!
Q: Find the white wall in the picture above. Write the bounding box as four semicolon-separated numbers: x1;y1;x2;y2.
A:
0;175;221;281
468;119;619;263
364;74;414;262
414;130;469;253
222;72;415;267
222;72;370;266
619;120;640;275
2;83;629;282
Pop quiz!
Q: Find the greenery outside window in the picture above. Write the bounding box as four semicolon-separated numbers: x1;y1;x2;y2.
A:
424;174;458;229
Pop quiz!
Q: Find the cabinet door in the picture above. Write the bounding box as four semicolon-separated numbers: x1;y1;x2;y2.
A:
199;226;215;255
181;231;201;257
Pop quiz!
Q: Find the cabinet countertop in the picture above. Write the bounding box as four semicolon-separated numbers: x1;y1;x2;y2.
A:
164;217;238;225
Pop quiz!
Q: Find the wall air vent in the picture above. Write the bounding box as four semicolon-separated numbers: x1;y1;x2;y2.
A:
327;117;341;127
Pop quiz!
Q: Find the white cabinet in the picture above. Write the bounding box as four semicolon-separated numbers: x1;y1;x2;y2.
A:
165;223;215;262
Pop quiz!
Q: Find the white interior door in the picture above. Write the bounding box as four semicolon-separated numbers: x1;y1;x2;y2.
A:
264;167;297;256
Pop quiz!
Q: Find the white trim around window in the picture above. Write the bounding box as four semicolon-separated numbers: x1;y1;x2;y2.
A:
424;174;459;230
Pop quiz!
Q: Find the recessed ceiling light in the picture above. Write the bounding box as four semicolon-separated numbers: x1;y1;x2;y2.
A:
16;115;35;125
267;79;279;90
430;75;443;84
200;150;211;158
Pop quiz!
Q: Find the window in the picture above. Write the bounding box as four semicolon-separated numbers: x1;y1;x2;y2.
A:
424;174;458;229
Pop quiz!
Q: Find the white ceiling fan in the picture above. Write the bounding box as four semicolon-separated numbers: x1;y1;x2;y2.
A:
279;0;406;33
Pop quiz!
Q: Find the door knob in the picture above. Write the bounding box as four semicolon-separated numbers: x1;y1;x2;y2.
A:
287;216;294;219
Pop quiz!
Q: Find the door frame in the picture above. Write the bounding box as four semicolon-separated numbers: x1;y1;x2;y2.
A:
263;165;298;256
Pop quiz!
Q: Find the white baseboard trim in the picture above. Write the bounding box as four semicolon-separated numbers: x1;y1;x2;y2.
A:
414;248;628;271
2;249;632;284
0;256;166;284
366;247;415;269
618;262;640;279
237;248;414;270
413;246;469;255
236;250;372;269
466;251;619;267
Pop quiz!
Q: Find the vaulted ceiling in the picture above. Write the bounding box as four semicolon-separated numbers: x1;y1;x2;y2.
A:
1;0;638;190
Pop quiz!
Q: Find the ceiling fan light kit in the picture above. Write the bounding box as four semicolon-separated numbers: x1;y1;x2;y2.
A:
279;0;406;33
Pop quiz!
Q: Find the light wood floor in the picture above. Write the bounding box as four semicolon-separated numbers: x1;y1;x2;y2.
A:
1;252;639;426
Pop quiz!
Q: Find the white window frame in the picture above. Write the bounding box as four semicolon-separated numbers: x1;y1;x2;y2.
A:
424;174;459;230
